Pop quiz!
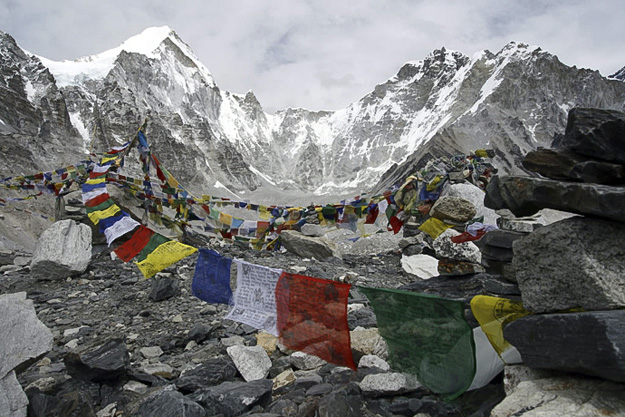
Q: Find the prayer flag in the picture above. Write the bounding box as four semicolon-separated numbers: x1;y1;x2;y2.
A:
87;204;121;224
135;240;197;279
470;295;529;364
103;216;141;246
358;286;475;399
276;273;356;370
114;225;154;262
192;249;233;304
224;260;283;335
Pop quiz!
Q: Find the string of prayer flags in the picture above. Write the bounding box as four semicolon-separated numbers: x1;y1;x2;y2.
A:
224;260;283;336
192;249;233;304
358;286;475;400
276;273;356;370
470;295;528;364
113;225;154;262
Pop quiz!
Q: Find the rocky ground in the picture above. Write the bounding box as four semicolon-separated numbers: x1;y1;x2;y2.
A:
1;222;514;417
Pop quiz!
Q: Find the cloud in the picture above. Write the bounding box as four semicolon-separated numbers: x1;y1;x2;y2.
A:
2;0;623;112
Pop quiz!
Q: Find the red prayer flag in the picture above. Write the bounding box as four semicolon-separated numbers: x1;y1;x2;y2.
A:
84;193;111;208
113;225;154;262
275;272;356;370
389;215;404;234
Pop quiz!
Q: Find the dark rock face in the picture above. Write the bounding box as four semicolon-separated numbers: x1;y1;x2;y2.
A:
148;276;180;301
64;338;130;384
127;387;207;417
557;107;625;165
175;357;238;394
484;175;625;222
504;311;625;383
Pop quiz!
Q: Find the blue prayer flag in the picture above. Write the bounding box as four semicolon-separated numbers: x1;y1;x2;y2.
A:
192;249;233;304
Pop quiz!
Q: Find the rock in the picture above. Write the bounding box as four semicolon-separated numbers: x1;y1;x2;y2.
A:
226;345;272;381
432;229;482;263
30;220;92;280
293;374;323;391
306;383;333;396
438;258;485;276
64;338;130;384
400;254;439;279
358;355;390;371
555;107;625;165
485;175;625;223
359;372;422;397
126;385;207;417
521;147;586;180
480;275;521;296
280;230;338;260
139;346;163;359
479;229;526;249
141;362;174;379
27;390;97;417
0;371;28;417
446;183;499;226
255;331;278;355
301;223;325;237
188;379;273;416
512;217;625;312
317;382;366;417
175;357;238;394
272;369;296;392
492;365;625;417
186;323;212;344
0;292;53;378
290;351;326;370
523;148;625;184
504;311;625;382
496;216;544;233
349;328;388;363
430;196;477;223
148;276;179;301
479;245;513;262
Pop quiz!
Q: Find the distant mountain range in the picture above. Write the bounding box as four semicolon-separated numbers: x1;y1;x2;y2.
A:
1;26;624;204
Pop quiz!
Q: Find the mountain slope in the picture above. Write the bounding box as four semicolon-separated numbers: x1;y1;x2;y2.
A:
2;27;625;204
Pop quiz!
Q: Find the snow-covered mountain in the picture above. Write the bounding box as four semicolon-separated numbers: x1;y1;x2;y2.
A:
1;26;625;204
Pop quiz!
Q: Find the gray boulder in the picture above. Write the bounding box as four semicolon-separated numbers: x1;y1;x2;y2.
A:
301;223;325;237
555;107;625;165
280;230;338;260
30;219;92;280
446;183;499;226
430;195;477;223
358;373;422;397
0;371;28;417
485;175;625;223
64;338;130;383
504;311;625;382
149;276;180;301
175;357;238;393
513;217;625;312
0;292;53;378
492;365;625;417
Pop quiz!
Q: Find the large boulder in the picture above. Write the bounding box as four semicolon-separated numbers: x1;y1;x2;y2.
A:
30;219;92;280
126;385;207;417
0;371;28;417
446;183;499;225
280;230;338;260
512;217;625;312
504;311;625;382
188;379;273;416
491;365;625;417
555;107;625;165
226;345;272;382
429;196;477;223
485;175;625;223
0;292;53;378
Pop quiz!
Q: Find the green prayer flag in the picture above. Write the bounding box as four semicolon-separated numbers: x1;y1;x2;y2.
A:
358;286;475;400
135;233;170;262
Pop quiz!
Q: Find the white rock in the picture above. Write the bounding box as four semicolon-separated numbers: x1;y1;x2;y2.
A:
433;228;482;263
226;345;272;381
290;351;326;370
401;254;439;279
140;346;163;359
358;355;390;371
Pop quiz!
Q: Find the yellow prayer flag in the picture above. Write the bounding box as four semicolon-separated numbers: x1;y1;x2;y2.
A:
85;177;106;185
135;240;198;279
418;217;454;239
219;212;233;226
470;295;531;361
101;156;118;165
87;205;120;224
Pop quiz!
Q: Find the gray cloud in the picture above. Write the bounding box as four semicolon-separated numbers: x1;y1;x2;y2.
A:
1;0;623;113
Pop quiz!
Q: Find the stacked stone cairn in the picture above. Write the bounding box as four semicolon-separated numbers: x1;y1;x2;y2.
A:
483;107;625;415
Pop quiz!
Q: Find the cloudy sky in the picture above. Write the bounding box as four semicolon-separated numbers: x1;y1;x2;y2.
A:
1;0;623;113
